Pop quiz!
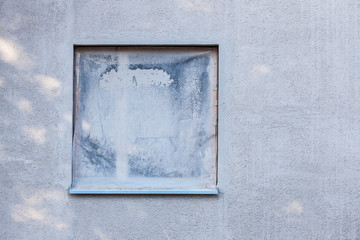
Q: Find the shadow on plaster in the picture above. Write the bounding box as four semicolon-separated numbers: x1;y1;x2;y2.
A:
0;37;68;148
176;0;213;13
0;37;32;70
0;36;74;236
11;189;69;231
251;64;271;77
284;200;303;215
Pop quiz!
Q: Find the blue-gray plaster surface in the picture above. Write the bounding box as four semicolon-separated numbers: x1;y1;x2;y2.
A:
1;0;360;239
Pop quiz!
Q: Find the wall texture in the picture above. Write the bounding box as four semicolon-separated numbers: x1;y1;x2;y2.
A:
1;0;360;239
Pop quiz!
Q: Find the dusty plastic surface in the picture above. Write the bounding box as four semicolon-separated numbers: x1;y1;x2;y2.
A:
72;46;218;193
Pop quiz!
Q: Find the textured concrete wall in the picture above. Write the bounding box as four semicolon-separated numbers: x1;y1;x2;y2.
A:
1;0;360;239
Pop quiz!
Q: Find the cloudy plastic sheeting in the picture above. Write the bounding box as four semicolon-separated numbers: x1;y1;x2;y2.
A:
71;46;218;193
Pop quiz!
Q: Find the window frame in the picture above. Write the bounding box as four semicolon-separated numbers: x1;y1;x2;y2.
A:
70;44;219;194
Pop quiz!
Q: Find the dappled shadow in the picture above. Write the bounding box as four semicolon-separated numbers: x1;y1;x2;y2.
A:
22;126;47;144
0;17;73;237
176;0;214;13
11;189;69;230
0;37;32;70
94;228;111;240
251;64;271;77
31;74;62;99
0;37;66;149
284;200;303;215
16;98;33;114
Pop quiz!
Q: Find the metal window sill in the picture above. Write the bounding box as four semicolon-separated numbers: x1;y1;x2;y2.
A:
69;186;218;195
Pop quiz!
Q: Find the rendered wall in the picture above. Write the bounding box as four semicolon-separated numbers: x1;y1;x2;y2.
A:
1;0;360;239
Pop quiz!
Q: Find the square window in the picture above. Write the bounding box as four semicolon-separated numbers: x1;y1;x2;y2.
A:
70;46;218;194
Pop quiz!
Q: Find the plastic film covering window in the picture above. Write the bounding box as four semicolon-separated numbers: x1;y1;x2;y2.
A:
71;46;218;194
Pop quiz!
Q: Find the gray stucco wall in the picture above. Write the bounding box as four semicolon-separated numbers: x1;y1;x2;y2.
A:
1;0;360;239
